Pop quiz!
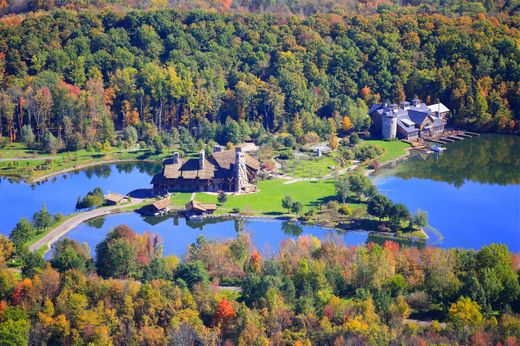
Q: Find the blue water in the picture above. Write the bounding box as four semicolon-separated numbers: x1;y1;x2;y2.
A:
374;176;520;251
0;162;160;235
58;213;368;258
1;134;518;254
373;134;520;251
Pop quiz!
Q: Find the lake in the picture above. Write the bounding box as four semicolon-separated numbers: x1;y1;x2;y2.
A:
55;213;369;259
1;133;518;255
373;134;520;251
0;162;161;234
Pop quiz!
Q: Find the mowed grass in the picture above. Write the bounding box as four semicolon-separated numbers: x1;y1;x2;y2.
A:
170;192;193;208
280;155;339;178
195;179;338;216
360;140;410;163
0;144;180;181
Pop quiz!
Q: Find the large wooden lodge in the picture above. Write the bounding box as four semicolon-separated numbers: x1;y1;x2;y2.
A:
151;147;260;194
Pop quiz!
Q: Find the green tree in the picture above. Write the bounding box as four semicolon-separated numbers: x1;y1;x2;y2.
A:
9;218;35;247
32;204;53;230
50;238;93;273
0;308;30;346
412;209;428;227
21;125;36;149
367;194;393;220
21;250;46;277
281;195;293;213
291;201;303;217
348;173;374;200
41;131;59;153
334;175;350;203
389;203;411;228
174;260;210;288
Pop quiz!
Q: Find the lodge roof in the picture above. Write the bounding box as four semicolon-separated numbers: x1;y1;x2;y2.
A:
164;158;216;180
151;198;170;210
428;103;450;114
160;149;259;181
407;109;430;125
104;193;128;203
185;200;217;212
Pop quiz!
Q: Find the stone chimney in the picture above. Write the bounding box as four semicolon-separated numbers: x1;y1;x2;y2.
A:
199;150;205;170
173;152;180;164
234;147;247;192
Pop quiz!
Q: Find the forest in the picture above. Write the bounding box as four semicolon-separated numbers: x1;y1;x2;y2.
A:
0;4;518;154
1;227;520;345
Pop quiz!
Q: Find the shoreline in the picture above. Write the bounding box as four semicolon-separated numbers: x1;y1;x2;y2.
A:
24;141;421;252
29;199;144;253
20;158;160;184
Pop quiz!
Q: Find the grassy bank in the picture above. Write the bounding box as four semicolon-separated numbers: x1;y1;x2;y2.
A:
170;192;193;208
278;154;339;178
0;144;174;182
194;179;365;217
361;140;411;163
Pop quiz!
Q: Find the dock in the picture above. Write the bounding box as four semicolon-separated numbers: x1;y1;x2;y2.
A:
458;133;473;138
423;130;480;145
424;138;448;145
447;135;464;141
464;131;480;136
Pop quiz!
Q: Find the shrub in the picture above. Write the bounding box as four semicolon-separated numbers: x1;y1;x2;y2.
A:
303;131;320;144
338;204;352;216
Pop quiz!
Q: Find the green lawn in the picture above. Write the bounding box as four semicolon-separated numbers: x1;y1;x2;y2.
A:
360;140;410;163
279;154;339;178
170;192;193;208
194;179;339;216
0;144;179;181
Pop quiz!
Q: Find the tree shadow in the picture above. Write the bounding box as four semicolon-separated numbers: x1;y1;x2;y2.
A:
263;211;285;216
128;188;154;198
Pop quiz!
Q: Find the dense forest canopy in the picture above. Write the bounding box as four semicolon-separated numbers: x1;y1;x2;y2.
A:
1;0;519;16
1;228;520;345
0;3;518;152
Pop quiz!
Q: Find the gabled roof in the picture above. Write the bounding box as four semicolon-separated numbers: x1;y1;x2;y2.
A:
157;149;260;183
407;109;430;125
368;103;383;115
164;158;216;180
212;150;260;171
186;200;217;212
104;193;128;203
428;103;450;113
151;198;170;210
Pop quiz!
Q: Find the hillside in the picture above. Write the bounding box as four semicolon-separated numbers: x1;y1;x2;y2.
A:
0;6;518;154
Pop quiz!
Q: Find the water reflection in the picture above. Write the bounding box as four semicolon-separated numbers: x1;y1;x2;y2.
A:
374;134;520;251
0;162;161;235
58;213;370;258
390;134;520;187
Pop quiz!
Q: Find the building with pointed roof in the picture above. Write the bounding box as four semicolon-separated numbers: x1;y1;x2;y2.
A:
151;147;260;194
369;98;449;140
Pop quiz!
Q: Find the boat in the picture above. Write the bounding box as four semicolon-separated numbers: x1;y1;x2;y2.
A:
431;145;445;153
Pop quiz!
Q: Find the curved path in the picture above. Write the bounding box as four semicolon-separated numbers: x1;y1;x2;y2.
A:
29;198;143;253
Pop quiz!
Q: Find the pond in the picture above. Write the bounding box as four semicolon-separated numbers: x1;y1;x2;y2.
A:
53;213;369;259
373;134;520;251
0;162;161;235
